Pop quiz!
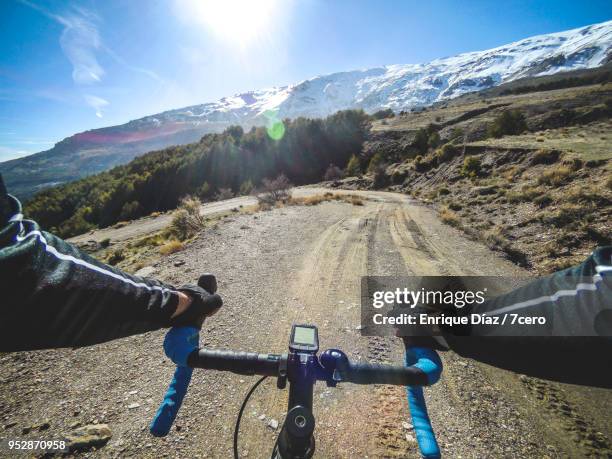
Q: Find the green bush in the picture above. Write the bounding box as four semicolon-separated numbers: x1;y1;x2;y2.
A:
239;179;254;195
428;132;441;149
530;149;560;165
461;156;482;177
368;152;385;173
413;155;432;172
345;154;362;176
487;110;527;138
371;108;395;120
435;143;459;163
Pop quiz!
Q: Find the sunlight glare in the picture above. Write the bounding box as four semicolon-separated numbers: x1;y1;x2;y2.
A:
178;0;281;46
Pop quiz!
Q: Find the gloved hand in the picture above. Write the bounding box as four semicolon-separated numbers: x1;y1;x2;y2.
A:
394;276;470;351
169;284;222;328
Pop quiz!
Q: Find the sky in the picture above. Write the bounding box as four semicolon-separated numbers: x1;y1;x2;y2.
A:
0;0;610;162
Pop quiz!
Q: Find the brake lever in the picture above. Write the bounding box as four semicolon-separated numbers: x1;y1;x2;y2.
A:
405;347;442;459
149;274;216;437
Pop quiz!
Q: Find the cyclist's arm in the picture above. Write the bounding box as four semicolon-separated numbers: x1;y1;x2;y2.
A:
444;247;612;388
0;176;185;352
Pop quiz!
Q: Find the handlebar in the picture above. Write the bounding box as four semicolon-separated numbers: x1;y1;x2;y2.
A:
187;347;431;387
339;361;429;385
149;276;442;458
187;349;283;376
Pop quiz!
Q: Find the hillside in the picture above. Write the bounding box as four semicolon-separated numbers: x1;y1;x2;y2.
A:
2;20;611;199
24;110;368;238
330;69;611;274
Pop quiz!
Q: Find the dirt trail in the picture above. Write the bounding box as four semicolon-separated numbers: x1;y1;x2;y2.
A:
1;190;610;458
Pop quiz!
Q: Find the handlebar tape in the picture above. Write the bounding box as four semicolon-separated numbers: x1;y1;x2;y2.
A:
343;362;429;385
405;347;442;459
150;327;200;437
188;349;281;376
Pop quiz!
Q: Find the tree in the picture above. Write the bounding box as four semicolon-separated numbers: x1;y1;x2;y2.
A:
487;110;527;138
345;155;362;176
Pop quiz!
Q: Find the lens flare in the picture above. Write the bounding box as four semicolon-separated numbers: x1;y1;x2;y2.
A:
264;110;285;140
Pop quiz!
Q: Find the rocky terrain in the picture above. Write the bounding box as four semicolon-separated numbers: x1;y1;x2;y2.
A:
1;189;610;458
332;77;611;275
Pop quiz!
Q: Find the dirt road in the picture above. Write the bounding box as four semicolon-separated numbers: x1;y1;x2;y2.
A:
2;190;610;458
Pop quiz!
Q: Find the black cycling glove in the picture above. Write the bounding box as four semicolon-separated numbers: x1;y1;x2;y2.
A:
170;284;223;328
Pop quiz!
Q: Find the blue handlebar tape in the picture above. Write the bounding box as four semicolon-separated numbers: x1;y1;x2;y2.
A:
150;327;200;437
405;347;442;459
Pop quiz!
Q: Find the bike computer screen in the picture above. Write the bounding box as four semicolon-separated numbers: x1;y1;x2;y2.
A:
289;324;319;353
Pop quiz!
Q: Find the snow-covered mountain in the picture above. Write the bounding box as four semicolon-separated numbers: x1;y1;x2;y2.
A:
2;20;611;198
148;19;612;124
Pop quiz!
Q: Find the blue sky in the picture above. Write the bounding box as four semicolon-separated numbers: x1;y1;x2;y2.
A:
0;0;610;162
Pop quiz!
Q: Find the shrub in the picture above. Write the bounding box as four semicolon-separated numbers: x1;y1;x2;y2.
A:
487;110;527;138
197;182;211;199
531;149;560;165
345;154;362;176
372;165;390;189
428;132;441;149
255;174;292;206
540;203;588;227
239;180;254;196
448;201;462;211
371;108;395;120
100;238;111;248
413;155;432;172
324;164;344;181
537;166;572;186
107;247;125;265
438;187;450;196
169;195;206;240
534;194;552;208
461;156;482;177
215;188;234;201
349;195;364;206
367;152;385;173
563;158;583;171
413;129;429;154
435;143;459;163
159;240;184;255
439;206;461;227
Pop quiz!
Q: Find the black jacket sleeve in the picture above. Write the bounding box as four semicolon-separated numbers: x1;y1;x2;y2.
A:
0;176;180;351
444;247;612;388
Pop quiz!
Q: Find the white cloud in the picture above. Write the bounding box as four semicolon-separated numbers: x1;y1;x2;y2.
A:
20;1;104;85
84;94;109;118
58;9;104;85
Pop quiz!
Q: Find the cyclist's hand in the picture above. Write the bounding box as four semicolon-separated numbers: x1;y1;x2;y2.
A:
170;284;222;328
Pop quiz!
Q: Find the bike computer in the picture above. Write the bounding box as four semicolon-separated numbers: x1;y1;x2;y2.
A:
289;324;319;353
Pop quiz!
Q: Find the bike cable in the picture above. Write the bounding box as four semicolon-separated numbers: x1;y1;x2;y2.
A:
234;375;269;459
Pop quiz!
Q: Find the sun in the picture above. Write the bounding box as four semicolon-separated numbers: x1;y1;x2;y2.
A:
177;0;281;47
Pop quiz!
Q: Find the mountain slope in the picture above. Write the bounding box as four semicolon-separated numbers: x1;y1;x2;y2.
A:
3;20;611;198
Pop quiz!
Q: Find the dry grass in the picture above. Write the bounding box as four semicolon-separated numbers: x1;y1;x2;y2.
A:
506;185;543;203
439;206;461;227
159;239;184;255
537;165;573;186
289;193;365;207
